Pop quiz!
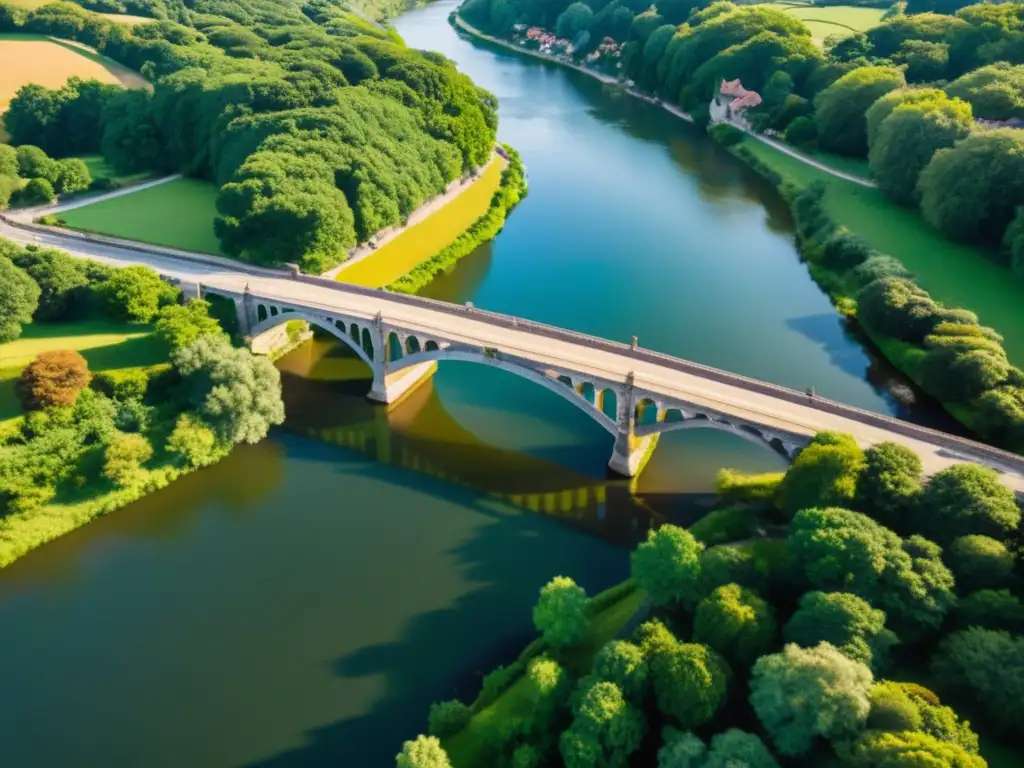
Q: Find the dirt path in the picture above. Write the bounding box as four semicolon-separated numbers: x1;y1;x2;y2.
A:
324;152;503;279
453;15;876;187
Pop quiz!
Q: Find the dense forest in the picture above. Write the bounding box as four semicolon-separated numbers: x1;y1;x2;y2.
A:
0;0;498;271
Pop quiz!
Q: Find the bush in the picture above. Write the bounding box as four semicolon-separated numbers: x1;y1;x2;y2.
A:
16;177;56;205
778;431;865;519
916;464;1020;544
783;591;897;673
0;255;41;342
847;255;910;290
560;681;645;768
841;729;985;767
166;414;220;468
96;266;179;323
689;506;756;545
920;343;1010;403
395;735;451;768
783;115;817;148
650;642;729;729
856;277;940;343
102;431;153;487
114;398;151;433
709;123;744;146
155;300;227;352
17;349;91;410
750;642;873;756
693;583;776;667
630;524;704;607
10;248;89;321
54;158;91;195
533;576;590;649
427;699;471;739
955;589;1024;632
947;535;1015;592
699;543;770;595
714;470;783;506
820;231;873;272
866;681;922;732
814;66;906;156
592;641;648;701
854;442;922;532
92;368;151;401
657;726;706;767
704;729;780;768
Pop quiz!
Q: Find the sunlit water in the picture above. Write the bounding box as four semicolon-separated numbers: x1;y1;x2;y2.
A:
0;3;959;765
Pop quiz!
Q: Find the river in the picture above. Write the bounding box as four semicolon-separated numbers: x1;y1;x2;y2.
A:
0;3;952;766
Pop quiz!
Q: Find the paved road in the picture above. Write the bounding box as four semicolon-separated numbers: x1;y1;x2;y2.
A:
2;218;1022;492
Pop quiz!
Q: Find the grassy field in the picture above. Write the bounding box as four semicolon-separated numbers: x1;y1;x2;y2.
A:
764;1;887;44
60;178;224;255
337;159;505;287
740;137;1024;367
78;154;153;187
0;319;164;423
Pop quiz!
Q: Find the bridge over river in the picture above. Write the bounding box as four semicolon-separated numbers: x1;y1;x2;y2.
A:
4;216;1023;491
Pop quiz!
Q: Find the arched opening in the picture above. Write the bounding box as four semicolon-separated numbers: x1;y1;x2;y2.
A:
361;327;375;361
601;388;618;420
664;408;684;423
425;340;439;352
350;325;360;346
635;398;658;426
406;336;421;355
335;319;346;334
257;305;268;322
388;332;403;362
282;307;294;314
270;306;279;317
580;382;596;405
557;375;573;388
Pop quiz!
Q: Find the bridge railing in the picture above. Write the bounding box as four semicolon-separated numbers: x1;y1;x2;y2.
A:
288;273;1024;475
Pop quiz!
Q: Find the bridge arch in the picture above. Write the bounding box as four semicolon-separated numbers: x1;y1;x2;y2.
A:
390;348;619;436
249;310;375;369
638;415;800;460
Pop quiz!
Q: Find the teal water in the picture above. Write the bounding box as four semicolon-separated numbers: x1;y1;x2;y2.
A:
0;2;950;766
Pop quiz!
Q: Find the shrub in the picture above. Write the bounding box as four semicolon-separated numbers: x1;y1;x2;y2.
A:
0;256;41;342
630;524;704;607
856;277;940;343
866;681;922;732
955;589;1024;632
820;230;873;272
693;583;776;667
689;506;756;545
704;729;780;768
96;266;179;323
54;158;91;195
478;663;518;708
427;700;471;739
841;730;985;767
947;535;1015;592
783;591;897;673
10;248;88;321
931;627;1024;735
92;368;152;402
657;726;706;767
778;431;865;519
847;255;910;290
16;177;56;205
814;66;906;156
650;642;729;729
17;349;91;410
155;300;226;351
166;414;220;468
714;469;783;506
865;87;947;148
916;464;1020;544
532;576;590;649
15;145;58;182
591;640;648;701
699;543;769;595
750;642;873;756
945;63;1024;121
709;123;744;146
395;735;451;768
114;398;151;433
560;681;645;768
102;431;153;487
783;115;817;148
853;442;922;532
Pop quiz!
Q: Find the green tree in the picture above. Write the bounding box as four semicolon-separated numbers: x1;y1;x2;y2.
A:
894;40;949;82
560;681;645;767
650;642;730;729
788;507;955;637
932;628;1024;735
532;575;591;649
17;177;56;205
173;335;285;445
630;524;704;607
865;87;947;149
96;266;179;323
916;463;1020;544
946;62;1024;121
947;535;1016;592
427;700;471;739
0;256;41;341
0;145;17;177
592;640;649;701
750;642;873;756
166;414;220;468
103;431;153;487
814;66;906;156
9;248;89;322
784;116;817;148
54;158;92;195
155;300;226;352
783;591;897;673
955;589;1024;632
395;735;451;768
705;730;780;768
556;2;593;38
842;730;985;767
693;583;777;667
855;277;940;343
15;145;59;183
868;94;972;205
854;442;922;531
17;349;91;410
919;128;1024;243
657;726;706;767
699;543;770;595
778;431;865;519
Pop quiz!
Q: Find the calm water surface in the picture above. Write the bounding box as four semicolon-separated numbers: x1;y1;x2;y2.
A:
0;2;949;765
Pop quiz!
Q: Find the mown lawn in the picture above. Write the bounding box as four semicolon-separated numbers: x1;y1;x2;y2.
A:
0;319;163;423
60;178;224;255
766;2;886;44
78;154;153;187
336;159;505;287
740;138;1024;368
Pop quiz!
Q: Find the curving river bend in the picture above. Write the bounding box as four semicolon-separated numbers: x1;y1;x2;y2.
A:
0;3;957;765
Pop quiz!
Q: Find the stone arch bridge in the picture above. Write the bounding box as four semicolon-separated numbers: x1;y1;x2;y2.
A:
195;275;1024;490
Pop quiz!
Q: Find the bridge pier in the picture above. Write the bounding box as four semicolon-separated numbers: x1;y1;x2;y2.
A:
368;361;438;407
607;372;659;478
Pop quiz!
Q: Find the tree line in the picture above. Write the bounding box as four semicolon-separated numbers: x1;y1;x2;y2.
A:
0;0;498;272
399;430;1023;767
460;0;1024;271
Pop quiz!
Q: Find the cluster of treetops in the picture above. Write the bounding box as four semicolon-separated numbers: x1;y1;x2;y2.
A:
460;0;1024;271
396;430;1024;768
0;0;499;272
0;236;286;515
0;143;99;209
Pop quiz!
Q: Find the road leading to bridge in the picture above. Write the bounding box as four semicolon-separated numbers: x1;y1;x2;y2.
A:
3;217;1023;492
